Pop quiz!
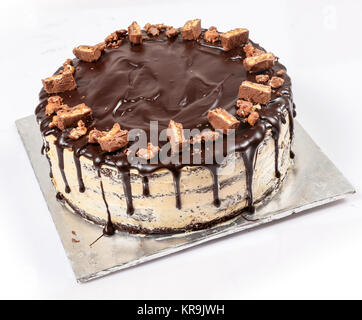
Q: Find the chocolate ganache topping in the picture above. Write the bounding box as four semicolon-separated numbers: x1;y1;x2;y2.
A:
35;22;295;235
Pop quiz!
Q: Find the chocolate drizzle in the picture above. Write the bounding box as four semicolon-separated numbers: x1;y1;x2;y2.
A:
36;28;295;234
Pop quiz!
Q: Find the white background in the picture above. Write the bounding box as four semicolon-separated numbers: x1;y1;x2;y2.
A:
0;0;361;299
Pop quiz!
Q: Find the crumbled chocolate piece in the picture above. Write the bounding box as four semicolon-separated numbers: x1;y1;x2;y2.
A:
269;76;285;88
191;130;220;144
137;143;160;160
207;108;240;134
97;42;106;52
236;99;253;117
144;23;160;37
166;27;179;38
247;111;259;126
238;81;271;105
220;28;249;51
243;43;265;57
93;123;129;152
88;128;105;143
255;74;270;84
105;29;126;48
243;52;275;73
167;120;186;153
62;59;75;74
49;104;92;130
42;71;77;94
155;24;169;30
204;26;219;43
45;95;64;115
128;21;143;44
69;120;87;140
181;19;202;40
276;69;285;76
73;45;102;62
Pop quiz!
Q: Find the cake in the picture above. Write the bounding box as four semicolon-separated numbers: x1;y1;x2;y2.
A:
35;20;296;235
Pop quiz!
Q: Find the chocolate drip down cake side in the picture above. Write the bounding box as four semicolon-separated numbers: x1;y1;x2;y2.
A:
35;19;296;235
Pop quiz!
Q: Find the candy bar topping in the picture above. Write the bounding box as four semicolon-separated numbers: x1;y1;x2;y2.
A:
42;69;76;94
49;103;93;131
269;76;285;89
68;120;87;140
105;29;127;48
165;27;179;38
45;96;64;115
204;26;219;43
246;111;259;126
181;19;202;40
255;74;270;84
236;99;253;117
207;108;240;134
137;143;160;160
238;81;271;105
220;28;249;51
128;21;143;44
243;43;265;58
144;23;160;37
243;52;275;73
89;123;128;152
167;120;186;153
73;45;102;62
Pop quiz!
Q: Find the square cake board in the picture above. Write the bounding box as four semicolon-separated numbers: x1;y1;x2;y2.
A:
16;115;355;283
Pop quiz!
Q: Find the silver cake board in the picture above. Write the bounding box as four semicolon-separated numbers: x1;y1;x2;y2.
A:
16;115;355;283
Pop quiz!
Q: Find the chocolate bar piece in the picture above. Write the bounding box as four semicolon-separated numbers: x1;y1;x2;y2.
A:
45;95;64;115
166;27;179;38
207;108;240;134
243;52;275;73
181;19;201;40
247;111;259;126
62;59;75;74
73;45;102;62
137;143;160;160
220;28;249;51
269;76;285;89
255;74;270;84
238;81;271;105
167;120;186;153
236;99;253;117
243;43;265;58
49;103;92;130
105;29;126;48
204;26;219;43
144;23;160;37
68;120;87;140
42;71;77;94
128;21;143;44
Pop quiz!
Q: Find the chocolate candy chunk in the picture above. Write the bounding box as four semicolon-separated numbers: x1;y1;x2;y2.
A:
42;71;77;94
243;52;275;73
207;108;240;134
62;59;75;74
220;28;249;51
243;43;264;58
137;143;160;160
255;74;269;84
49;104;92;130
105;29;126;48
238;81;271;105
68;120;87;140
277;69;286;76
269;76;285;89
181;19;201;40
236;99;253;117
144;23;160;37
167;120;186;153
128;21;143;44
93;123;129;152
204;26;219;43
73;45;102;62
45;96;64;115
166;27;179;38
247;111;259;126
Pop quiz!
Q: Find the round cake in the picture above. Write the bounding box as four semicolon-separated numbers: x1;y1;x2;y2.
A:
35;20;295;235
